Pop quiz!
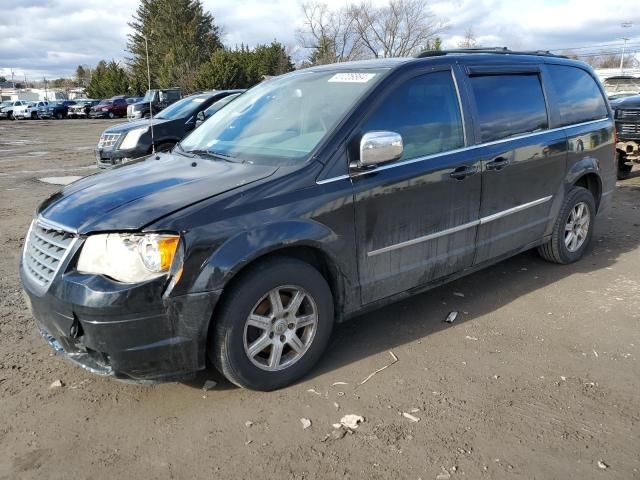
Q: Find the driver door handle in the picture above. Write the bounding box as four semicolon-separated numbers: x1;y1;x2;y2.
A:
450;165;478;180
486;156;511;171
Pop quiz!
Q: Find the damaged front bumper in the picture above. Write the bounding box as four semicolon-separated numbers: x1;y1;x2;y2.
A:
21;264;221;383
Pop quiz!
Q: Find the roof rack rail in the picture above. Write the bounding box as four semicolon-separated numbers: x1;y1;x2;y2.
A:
416;47;566;59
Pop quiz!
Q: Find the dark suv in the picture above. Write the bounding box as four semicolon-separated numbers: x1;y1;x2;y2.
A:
20;50;615;390
95;90;242;169
127;88;182;120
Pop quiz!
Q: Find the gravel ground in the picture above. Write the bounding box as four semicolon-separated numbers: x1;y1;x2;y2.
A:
0;119;638;479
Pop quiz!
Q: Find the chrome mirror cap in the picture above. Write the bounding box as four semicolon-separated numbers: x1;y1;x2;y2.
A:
359;131;403;168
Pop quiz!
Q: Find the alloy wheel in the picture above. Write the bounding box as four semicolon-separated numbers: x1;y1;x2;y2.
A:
564;201;590;252
243;285;318;372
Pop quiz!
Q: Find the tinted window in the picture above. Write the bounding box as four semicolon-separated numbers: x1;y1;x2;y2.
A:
362;71;464;160
470;74;548;143
546;65;608;126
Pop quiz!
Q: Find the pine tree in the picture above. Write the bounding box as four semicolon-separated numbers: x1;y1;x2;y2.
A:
127;0;222;93
86;60;130;98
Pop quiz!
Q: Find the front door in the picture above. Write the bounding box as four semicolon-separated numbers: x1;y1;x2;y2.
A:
352;68;482;305
464;70;567;264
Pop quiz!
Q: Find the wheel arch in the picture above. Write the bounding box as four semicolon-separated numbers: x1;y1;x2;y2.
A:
565;158;603;211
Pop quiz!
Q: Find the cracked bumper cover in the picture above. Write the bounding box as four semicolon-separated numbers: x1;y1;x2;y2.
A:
22;267;221;382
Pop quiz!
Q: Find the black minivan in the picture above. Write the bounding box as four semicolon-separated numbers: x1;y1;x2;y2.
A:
21;50;615;390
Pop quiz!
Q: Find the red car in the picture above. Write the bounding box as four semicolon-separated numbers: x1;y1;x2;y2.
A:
89;96;130;119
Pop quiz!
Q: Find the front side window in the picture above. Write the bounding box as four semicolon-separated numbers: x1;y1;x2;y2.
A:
361;70;464;160
180;69;388;165
470;74;548;143
546;65;608;126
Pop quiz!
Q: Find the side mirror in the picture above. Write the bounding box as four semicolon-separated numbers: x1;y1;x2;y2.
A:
357;131;403;169
196;111;205;122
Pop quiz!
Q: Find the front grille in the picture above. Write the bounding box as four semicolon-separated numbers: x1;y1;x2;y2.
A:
619;123;640;134
23;221;76;288
618;109;640;121
97;133;121;149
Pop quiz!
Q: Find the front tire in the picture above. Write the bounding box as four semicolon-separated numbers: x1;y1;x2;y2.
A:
538;186;596;264
108;111;115;119
30;111;37;119
211;257;334;391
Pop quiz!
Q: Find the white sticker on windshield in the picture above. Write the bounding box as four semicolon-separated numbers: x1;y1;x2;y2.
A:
328;73;376;83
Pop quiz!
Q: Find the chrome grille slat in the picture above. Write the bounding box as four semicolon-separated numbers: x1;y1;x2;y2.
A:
97;133;121;149
23;220;76;289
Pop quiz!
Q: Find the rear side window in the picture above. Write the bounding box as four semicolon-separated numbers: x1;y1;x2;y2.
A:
546;65;608;126
470;74;548;143
362;70;464;160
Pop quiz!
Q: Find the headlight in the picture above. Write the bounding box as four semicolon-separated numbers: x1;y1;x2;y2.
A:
77;233;180;283
119;127;148;149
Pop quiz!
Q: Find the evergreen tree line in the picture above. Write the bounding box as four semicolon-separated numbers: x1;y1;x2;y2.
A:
86;0;293;99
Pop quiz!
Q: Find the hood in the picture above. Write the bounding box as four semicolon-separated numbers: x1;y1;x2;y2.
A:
104;117;171;134
38;152;278;234
614;95;640;109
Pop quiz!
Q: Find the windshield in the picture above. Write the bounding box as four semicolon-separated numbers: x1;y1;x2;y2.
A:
180;69;387;165
156;95;207;120
0;101;11;107
142;90;157;102
97;100;113;106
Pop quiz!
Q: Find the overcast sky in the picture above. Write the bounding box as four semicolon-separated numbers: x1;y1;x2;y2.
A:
1;0;639;80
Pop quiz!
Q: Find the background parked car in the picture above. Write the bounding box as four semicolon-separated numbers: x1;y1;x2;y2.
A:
89;96;130;119
14;101;49;119
48;100;77;119
0;100;28;120
195;91;243;127
67;99;99;118
96;90;241;168
127;88;182;120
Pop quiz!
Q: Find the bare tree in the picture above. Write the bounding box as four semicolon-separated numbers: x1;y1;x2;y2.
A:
349;0;448;58
457;28;477;48
297;2;364;65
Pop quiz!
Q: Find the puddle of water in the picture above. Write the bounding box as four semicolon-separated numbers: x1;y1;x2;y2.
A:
38;176;84;185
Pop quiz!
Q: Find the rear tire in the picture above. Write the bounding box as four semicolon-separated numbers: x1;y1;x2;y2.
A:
30;111;37;120
211;257;334;391
538;186;595;264
108;111;115;119
8;111;14;121
56;112;63;120
617;151;633;180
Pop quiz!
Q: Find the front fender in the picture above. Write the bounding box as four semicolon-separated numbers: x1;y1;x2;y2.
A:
190;219;340;293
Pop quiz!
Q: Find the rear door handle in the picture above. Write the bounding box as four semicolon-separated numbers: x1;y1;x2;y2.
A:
486;156;510;171
450;165;478;180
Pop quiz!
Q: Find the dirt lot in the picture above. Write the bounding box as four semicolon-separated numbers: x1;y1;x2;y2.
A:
0;119;638;479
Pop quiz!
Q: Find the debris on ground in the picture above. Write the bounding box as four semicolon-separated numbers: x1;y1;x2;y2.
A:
340;414;365;429
597;460;608;469
402;412;420;422
453;292;465;297
202;380;217;391
244;421;253;428
436;471;451;480
409;408;420;413
444;311;458;324
306;388;322;395
300;418;312;429
244;440;252;446
359;351;398;385
331;428;348;440
49;380;63;389
465;335;478;341
333;402;340;409
332;381;348;386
